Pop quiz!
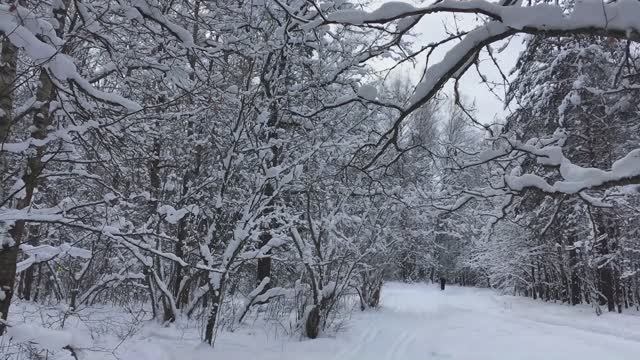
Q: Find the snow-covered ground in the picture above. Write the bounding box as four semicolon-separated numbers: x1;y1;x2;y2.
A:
4;282;640;359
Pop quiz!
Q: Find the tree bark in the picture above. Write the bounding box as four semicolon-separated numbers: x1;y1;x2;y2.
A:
0;38;17;143
204;289;222;345
568;237;581;305
0;33;19;336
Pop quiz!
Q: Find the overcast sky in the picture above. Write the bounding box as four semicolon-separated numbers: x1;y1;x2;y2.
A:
367;1;526;124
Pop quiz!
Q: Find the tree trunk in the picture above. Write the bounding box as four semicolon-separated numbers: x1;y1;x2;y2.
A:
597;237;615;312
615;271;623;313
256;176;275;287
0;38;16;144
555;239;570;303
531;266;537;300
0;244;18;333
33;264;43;302
256;101;284;286
172;218;187;308
598;265;615;312
305;305;321;339
21;260;35;301
20;225;40;300
204;291;221;345
568;239;581;305
0;33;19;336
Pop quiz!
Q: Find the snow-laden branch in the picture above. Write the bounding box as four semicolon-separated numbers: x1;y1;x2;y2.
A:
1;121;100;153
17;243;91;273
406;21;512;112
0;5;141;112
128;0;195;47
316;0;640;193
323;0;501;24
326;0;640;115
0;205;212;270
505;144;640;194
325;0;640;38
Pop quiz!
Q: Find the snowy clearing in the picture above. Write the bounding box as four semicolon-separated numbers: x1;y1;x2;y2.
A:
8;282;635;360
210;283;640;360
208;282;640;360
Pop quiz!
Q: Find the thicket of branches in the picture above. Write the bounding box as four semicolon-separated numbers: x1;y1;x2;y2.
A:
0;1;457;348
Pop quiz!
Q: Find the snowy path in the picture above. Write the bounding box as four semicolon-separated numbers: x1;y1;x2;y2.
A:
324;283;640;360
115;283;640;360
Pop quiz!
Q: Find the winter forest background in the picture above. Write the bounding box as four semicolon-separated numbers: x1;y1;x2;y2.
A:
1;0;640;359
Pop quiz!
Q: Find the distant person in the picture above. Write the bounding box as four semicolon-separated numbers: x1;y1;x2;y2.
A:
440;277;446;291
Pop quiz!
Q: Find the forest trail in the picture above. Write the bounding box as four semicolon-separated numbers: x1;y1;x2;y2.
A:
212;283;640;360
323;283;640;360
111;283;640;360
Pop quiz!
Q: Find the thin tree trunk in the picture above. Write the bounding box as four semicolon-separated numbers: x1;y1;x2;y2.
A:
568;237;581;305
0;38;17;143
33;264;43;303
0;34;19;336
204;279;225;345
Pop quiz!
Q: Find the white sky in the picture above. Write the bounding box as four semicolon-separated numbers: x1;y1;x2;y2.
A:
367;0;526;124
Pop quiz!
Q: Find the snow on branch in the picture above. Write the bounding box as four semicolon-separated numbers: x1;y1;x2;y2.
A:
17;243;92;273
406;21;511;112
325;0;640;37
0;5;141;112
345;0;640;115
318;0;640;117
0;205;198;269
128;0;195;47
505;144;640;194
1;121;100;154
77;270;145;306
238;277;299;323
312;0;640;193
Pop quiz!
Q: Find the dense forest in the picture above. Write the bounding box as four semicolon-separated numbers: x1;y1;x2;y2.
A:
1;0;640;358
